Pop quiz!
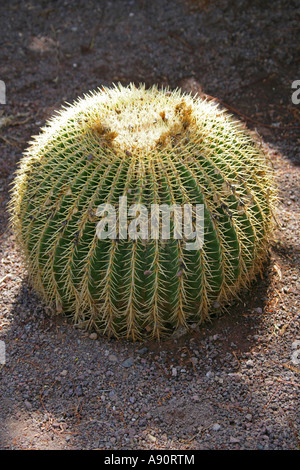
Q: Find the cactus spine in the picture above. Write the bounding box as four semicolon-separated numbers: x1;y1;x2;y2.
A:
10;83;276;340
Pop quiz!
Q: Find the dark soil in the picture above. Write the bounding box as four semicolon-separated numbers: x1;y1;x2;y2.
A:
0;0;299;451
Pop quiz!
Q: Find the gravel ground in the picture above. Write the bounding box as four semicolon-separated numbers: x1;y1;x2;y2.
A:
0;0;299;451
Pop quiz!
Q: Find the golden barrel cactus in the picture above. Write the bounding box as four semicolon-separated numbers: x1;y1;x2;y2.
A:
10;84;276;340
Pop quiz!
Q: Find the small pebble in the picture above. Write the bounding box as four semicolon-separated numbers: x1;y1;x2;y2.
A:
24;400;32;410
108;354;118;362
121;357;134;368
191;394;200;402
212;423;221;431
253;307;263;314
136;347;148;355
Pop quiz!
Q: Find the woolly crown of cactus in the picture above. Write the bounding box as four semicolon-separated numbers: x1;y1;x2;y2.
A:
10;83;276;340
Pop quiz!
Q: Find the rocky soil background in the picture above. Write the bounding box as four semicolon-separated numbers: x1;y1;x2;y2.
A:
0;0;299;450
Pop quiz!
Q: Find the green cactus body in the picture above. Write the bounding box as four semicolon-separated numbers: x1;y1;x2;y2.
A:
10;84;276;340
